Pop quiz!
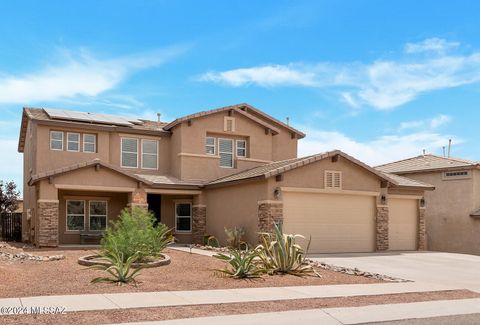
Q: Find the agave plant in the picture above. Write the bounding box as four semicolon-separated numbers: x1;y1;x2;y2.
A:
89;248;143;286
256;222;320;277
213;248;264;279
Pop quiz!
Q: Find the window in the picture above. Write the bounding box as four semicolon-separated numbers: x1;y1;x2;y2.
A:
206;137;216;155
175;202;192;233
142;139;158;169
83;134;96;153
325;171;342;189
89;201;107;231
224;117;235;132
67;133;80;152
443;170;470;180
236;140;247;157
50;131;63;151
219;138;234;168
66;200;85;231
121;138;138;168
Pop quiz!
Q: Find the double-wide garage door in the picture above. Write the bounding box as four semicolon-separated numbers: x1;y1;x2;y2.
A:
283;192;419;253
283;192;376;253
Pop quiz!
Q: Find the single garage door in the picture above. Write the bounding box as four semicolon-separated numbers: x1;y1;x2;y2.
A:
388;198;418;250
283;191;376;253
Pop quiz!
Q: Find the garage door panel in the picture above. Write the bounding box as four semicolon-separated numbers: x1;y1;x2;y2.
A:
283;192;375;253
389;198;418;251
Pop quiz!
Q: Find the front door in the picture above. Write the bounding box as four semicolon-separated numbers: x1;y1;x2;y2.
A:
147;194;161;224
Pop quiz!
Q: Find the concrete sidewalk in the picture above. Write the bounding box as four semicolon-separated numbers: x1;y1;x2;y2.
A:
117;298;480;325
0;282;454;315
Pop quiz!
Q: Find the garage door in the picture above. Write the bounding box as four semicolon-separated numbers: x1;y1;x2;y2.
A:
283;192;376;253
388;198;418;250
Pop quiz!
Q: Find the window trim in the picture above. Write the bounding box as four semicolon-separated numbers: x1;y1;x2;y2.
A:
442;170;471;180
66;200;86;232
66;132;80;152
224;117;236;132
174;200;192;233
88;200;108;232
206;136;216;155
50;131;64;151
141;139;159;170
120;137;139;169
83;134;96;153
218;138;234;168
236;139;247;158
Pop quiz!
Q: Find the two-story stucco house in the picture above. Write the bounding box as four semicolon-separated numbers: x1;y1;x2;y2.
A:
376;154;480;255
18;103;433;253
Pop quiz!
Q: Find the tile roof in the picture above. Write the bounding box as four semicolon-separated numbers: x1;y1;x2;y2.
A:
207;150;431;188
135;174;205;187
163;103;305;138
375;154;479;174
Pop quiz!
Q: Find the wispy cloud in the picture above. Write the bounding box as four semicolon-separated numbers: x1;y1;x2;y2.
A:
399;114;451;131
199;38;480;110
0;45;188;104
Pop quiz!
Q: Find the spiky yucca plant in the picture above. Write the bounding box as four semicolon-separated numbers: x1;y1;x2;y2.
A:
213;248;263;279
256;222;320;277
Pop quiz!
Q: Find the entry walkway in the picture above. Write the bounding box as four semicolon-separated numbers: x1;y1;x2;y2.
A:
0;282;453;315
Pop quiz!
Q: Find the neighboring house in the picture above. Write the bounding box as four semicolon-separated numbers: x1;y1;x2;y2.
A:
18;103;433;253
376;154;480;255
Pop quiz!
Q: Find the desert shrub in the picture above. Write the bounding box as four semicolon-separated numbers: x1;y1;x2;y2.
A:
101;207;174;263
224;226;248;250
90;240;143;286
256;222;320;277
214;248;264;279
206;235;220;247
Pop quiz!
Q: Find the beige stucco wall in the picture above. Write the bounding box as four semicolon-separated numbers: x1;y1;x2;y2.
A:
398;169;480;254
205;180;268;245
22;121;37;241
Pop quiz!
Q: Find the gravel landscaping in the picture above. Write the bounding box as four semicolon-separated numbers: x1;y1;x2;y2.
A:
0;244;381;298
2;290;479;324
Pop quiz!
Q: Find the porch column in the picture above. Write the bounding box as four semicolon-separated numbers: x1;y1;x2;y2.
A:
376;205;389;251
128;188;148;210
258;200;283;241
192;205;207;244
418;204;427;250
37;199;59;247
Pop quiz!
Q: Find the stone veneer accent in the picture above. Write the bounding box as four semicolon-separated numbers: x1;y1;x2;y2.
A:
376;205;389;251
192;205;207;244
258;201;283;237
37;200;59;247
418;207;426;250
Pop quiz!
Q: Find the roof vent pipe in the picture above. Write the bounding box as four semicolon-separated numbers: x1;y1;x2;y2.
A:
286;117;290;126
442;146;446;157
448;139;452;158
157;113;161;123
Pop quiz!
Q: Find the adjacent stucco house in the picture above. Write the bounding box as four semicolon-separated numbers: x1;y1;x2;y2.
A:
18;103;433;253
376;154;480;255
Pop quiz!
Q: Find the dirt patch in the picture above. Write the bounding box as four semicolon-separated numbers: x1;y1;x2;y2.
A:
2;290;478;324
0;247;381;298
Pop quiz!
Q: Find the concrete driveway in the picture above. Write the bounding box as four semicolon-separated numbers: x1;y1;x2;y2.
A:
309;251;480;292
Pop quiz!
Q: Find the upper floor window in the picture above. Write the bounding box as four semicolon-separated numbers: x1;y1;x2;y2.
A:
219;138;234;168
121;138;138;168
67;133;80;152
236;140;246;157
50;131;63;151
325;171;342;189
83;134;96;153
206;137;216;155
142;139;158;170
443;170;470;180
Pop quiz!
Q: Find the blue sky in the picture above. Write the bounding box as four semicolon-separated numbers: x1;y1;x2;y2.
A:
1;0;480;194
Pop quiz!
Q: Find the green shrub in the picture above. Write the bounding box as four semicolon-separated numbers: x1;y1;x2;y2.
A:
101;207;174;263
224;227;248;250
206;235;220;247
256;222;320;277
214;248;263;279
90;240;143;286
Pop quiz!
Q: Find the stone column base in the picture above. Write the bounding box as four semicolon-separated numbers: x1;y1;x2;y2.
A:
192;205;207;244
418;207;427;250
37;200;59;247
258;201;283;241
376;205;389;251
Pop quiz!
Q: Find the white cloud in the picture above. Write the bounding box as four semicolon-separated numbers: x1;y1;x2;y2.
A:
0;139;23;194
0;45;188;104
199;38;480;110
430;114;451;128
298;128;458;166
199;64;317;87
404;38;460;54
399;114;451;131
